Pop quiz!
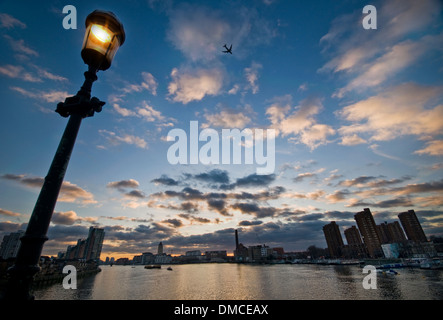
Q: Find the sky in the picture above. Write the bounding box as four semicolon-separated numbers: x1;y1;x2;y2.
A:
0;0;442;260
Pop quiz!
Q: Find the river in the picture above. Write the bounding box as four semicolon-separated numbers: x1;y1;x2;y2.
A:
32;263;443;300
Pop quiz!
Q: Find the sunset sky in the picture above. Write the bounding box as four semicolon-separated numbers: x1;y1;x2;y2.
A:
0;0;442;259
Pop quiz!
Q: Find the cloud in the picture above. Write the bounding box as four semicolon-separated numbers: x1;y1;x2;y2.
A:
137;101;165;122
112;100;173;130
238;220;263;226
185;169;230;185
320;0;443;105
124;190;146;199
346;197;414;208
207;199;230;216
0;13;26;29
339;134;367;146
366;177;412;188
151;175;181;186
326;190;351;203
30;64;68;82
392;180;443;196
3;35;38;57
109;72;160;116
107;179;140;190
149;172;285;220
1;174;96;204
244;62;262;94
202;105;253;129
51;211;80;225
230;173;276;189
58;181;97;204
122;72;158;96
294;172;316;183
46;224;92;244
106;179;149;209
1;173;25;181
339;176;378;188
10;86;70;103
344;178;443;211
334;34;442;98
99;130;148;149
337;83;443;143
166;4;276;62
0;208;21;217
113;103;136;117
319;0;442;75
167;5;231;62
0;222;27;233
0;65;41;82
167;67;224;104
178;213;213;224
414;140;443;156
266;96;335;150
161;218;184;228
230;203;277;219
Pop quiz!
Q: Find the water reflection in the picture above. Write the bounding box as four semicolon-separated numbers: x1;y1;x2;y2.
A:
32;264;443;300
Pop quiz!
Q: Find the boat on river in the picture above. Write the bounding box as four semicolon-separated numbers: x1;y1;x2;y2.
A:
144;265;161;269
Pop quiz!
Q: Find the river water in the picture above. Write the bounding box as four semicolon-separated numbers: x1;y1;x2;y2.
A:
32;263;443;300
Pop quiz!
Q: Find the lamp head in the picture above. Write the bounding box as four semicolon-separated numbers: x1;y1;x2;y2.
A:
81;10;125;71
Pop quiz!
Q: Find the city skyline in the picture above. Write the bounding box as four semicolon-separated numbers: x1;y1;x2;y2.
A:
0;0;442;260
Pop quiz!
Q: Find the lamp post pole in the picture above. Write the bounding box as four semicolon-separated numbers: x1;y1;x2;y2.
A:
3;67;104;300
1;9;124;300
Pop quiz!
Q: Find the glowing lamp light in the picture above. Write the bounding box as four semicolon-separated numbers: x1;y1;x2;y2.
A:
91;25;112;43
81;10;125;71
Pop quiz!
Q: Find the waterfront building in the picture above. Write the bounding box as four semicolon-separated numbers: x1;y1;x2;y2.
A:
234;229;249;262
115;257;129;265
377;221;407;244
247;245;272;262
344;226;362;245
388;221;407;242
142;252;154;264
158;242;164;255
0;230;24;259
63;227;105;261
272;247;285;258
85;227;105;261
205;250;227;262
155;254;172;264
186;250;202;256
377;222;390;244
323;221;344;258
343;226;367;258
354;208;384;258
398;210;427;243
133;255;142;264
234;243;249;262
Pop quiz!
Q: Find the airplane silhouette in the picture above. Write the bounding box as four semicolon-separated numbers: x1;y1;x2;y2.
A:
222;44;232;54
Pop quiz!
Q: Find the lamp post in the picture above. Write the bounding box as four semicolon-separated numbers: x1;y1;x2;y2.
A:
3;10;125;300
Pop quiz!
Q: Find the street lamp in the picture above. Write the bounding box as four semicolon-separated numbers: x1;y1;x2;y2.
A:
81;10;125;71
3;10;125;300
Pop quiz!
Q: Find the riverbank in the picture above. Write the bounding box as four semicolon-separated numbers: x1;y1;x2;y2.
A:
0;258;101;292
